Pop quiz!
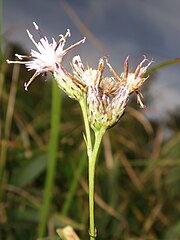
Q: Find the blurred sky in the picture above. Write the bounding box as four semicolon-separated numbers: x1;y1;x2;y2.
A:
3;0;180;121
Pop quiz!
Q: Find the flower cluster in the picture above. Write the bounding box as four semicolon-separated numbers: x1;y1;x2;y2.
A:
7;22;153;131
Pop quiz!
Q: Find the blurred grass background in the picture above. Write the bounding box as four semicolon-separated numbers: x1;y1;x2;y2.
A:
1;1;180;239
1;44;180;240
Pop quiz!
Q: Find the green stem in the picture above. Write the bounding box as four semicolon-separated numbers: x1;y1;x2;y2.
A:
0;0;3;189
0;0;4;101
88;127;106;239
0;0;3;68
145;58;180;77
38;80;62;237
79;98;92;157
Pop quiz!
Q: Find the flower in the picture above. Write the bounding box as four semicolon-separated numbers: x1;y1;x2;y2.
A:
106;56;153;108
7;22;85;91
86;56;153;131
54;55;103;101
53;56;87;100
6;22;153;129
85;58;127;130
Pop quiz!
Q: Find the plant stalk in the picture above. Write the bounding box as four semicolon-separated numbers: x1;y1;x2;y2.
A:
88;127;106;239
0;0;3;68
38;80;62;237
79;98;92;157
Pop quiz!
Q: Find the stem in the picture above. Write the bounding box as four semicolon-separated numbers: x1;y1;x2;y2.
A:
88;127;106;239
79;98;92;157
0;0;3;68
0;0;4;100
38;80;62;237
0;0;3;189
145;58;180;77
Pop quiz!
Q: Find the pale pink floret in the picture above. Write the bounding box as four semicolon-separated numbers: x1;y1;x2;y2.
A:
106;56;153;108
7;22;85;91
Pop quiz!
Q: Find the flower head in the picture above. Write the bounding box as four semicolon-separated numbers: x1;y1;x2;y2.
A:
54;55;103;101
106;56;153;108
85;58;128;130
7;22;85;91
86;56;153;131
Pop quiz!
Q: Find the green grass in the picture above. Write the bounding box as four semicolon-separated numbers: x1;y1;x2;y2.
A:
1;43;180;240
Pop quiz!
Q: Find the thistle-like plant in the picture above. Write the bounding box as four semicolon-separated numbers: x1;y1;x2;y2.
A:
7;22;153;239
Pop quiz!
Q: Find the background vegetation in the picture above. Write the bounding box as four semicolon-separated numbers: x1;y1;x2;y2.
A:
1;0;180;236
0;41;179;240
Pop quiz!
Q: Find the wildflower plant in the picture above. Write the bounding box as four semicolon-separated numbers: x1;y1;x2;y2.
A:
7;22;153;239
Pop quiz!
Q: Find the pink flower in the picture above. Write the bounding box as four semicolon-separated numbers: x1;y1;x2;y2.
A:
7;22;85;91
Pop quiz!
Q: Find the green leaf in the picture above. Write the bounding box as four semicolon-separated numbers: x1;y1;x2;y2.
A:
145;58;180;77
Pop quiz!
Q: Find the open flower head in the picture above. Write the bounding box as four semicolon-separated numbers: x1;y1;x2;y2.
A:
7;22;85;92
